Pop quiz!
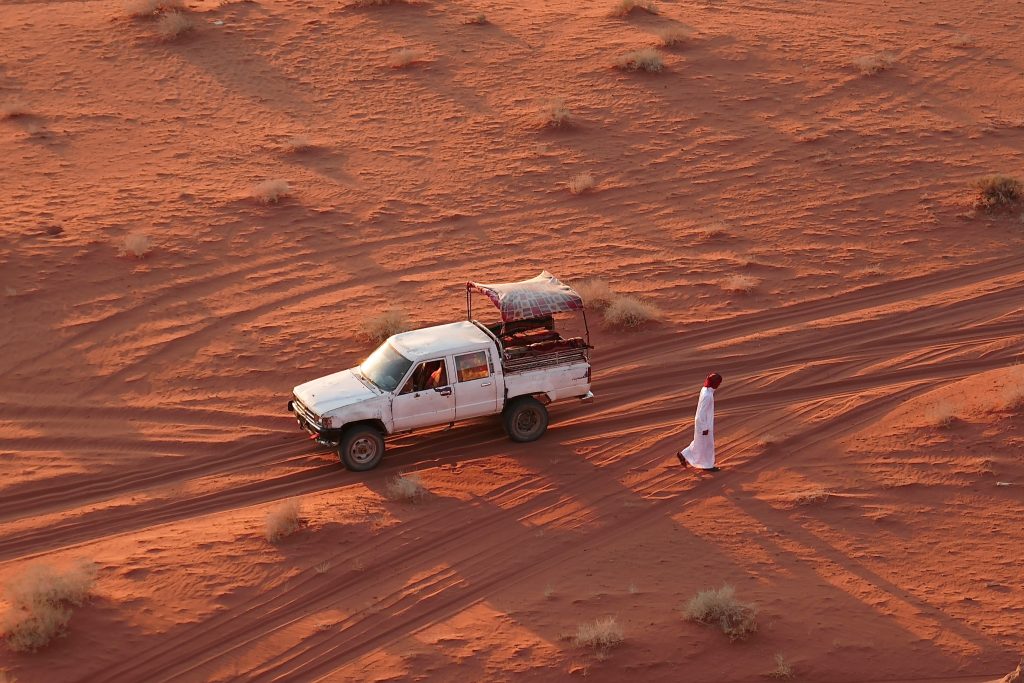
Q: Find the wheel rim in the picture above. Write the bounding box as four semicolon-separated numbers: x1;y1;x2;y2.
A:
515;408;539;434
350;437;379;464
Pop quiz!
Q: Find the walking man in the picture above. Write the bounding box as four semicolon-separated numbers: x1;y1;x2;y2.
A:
678;372;722;471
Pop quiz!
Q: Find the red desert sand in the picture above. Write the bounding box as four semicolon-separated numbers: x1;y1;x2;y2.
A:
1;0;1022;679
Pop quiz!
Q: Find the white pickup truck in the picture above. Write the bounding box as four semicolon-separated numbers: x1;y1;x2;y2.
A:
287;272;594;470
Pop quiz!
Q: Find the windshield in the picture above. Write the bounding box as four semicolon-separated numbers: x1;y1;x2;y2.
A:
359;342;413;393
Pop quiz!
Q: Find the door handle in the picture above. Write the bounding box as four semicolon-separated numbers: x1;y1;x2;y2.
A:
435;387;452;396
481;382;492;387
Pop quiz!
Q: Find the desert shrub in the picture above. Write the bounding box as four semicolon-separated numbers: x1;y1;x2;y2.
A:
122;233;151;258
604;296;657;328
854;52;895;75
0;98;30;119
2;561;95;652
252;179;291;204
655;26;691;47
125;0;185;17
768;653;794;679
265;498;302;542
389;48;425;68
364;309;410;343
683;584;757;641
573;279;616;311
720;274;760;293
699;222;729;240
539;98;571;128
951;33;974;48
156;11;194;39
926;401;956;428
385;473;426;502
284;135;314;152
568;172;595;194
573;616;624;650
791;488;830;505
616;48;664;72
609;0;657;17
462;12;486;24
351;0;409;5
974;175;1023;212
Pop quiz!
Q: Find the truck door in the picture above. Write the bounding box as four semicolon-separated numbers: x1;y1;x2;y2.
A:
452;349;499;420
391;358;456;431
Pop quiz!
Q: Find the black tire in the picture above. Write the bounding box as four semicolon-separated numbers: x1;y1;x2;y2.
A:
503;396;549;443
338;425;385;471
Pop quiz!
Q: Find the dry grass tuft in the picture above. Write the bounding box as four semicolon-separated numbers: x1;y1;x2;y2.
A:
568;172;595;195
950;33;975;48
573;279;616;311
543;584;555;599
125;0;185;17
699;222;729;240
389;48;425;68
655;26;691;47
385;473;427;502
364;309;410;343
615;48;664;72
720;274;760;293
926;401;956;429
122;233;152;258
604;296;658;328
265;498;302;542
539;98;571;128
462;12;487;24
0;98;31;119
974;175;1023;212
791;488;831;506
854;52;896;75
252;179;291;204
768;653;794;679
350;0;410;5
610;0;657;17
156;11;195;40
284;135;315;153
683;585;757;641
2;561;95;652
573;616;624;650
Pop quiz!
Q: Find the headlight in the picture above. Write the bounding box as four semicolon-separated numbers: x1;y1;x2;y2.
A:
322;415;334;429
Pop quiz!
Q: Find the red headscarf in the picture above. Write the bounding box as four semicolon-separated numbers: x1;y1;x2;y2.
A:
704;372;723;389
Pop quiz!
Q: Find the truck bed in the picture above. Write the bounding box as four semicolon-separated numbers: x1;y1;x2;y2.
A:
502;340;588;373
491;318;589;374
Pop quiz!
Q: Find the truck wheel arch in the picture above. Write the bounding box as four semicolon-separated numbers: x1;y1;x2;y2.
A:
507;392;552;405
342;419;388;438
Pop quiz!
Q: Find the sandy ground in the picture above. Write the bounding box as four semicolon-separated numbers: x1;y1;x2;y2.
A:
1;0;1023;679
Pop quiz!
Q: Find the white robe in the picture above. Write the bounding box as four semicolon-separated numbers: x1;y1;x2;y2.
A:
680;386;715;468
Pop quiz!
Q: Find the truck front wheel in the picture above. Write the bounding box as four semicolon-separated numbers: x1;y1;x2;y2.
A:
338;425;385;471
503;397;549;443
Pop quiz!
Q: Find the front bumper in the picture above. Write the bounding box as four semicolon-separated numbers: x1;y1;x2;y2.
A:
287;398;338;445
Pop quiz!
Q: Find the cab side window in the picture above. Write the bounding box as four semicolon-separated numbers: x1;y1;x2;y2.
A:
400;360;448;394
455;351;490;382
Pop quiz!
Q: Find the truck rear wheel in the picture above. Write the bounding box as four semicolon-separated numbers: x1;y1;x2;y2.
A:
503;397;549;443
338;425;385;471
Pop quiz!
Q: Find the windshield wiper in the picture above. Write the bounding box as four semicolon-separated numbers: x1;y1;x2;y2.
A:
356;369;383;391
